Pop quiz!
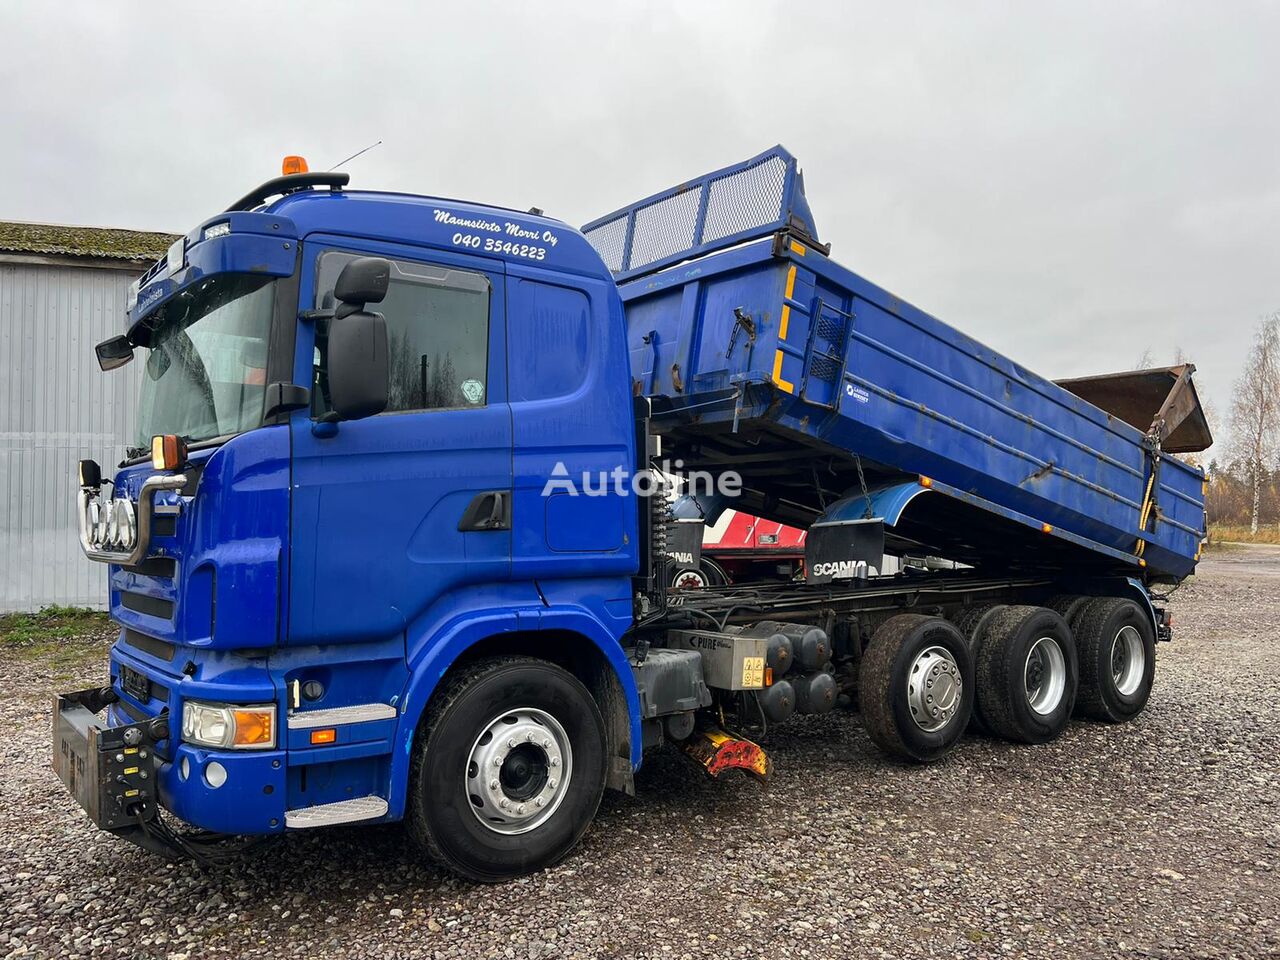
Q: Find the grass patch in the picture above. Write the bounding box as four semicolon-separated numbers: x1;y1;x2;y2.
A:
0;605;111;648
1208;525;1280;546
0;607;112;681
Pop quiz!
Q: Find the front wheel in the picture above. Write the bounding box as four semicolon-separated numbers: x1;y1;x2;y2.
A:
407;656;607;882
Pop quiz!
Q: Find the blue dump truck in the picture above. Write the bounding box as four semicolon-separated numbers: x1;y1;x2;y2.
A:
55;147;1211;881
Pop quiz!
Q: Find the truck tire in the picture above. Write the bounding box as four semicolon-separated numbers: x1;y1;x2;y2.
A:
948;603;1006;734
1072;597;1156;723
1047;594;1091;632
950;603;1007;654
407;656;607;882
974;605;1077;744
859;615;974;763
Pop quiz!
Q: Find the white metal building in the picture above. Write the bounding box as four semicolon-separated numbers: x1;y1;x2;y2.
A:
1;222;176;612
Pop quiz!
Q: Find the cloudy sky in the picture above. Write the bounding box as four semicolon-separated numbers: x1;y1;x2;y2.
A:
3;2;1276;450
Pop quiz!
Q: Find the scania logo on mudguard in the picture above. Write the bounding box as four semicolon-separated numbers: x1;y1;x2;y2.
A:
810;560;866;580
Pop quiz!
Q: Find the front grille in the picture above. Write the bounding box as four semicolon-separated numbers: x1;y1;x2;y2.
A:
124;628;176;662
130;557;176;579
121;591;174;619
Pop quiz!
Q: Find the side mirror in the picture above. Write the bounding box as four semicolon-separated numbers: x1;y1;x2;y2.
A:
95;335;134;371
326;310;389;421
334;257;391;319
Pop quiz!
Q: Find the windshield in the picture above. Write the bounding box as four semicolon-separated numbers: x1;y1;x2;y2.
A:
130;274;276;453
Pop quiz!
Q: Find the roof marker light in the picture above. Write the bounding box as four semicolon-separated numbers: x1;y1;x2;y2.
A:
282;155;309;175
203;221;231;241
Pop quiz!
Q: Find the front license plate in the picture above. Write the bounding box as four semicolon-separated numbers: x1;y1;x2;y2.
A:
120;664;151;703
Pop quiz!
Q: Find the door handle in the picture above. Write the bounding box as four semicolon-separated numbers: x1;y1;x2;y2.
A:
458;490;511;532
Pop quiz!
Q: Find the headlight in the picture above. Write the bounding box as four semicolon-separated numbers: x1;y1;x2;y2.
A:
181;701;276;750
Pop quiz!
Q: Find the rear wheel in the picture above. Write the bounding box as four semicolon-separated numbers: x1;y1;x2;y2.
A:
975;605;1077;744
949;603;1007;734
1048;594;1092;632
859;615;974;763
407;657;607;882
951;602;1008;654
1073;598;1156;723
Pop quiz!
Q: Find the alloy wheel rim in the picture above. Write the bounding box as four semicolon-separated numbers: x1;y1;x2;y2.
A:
465;707;572;835
906;645;962;732
1024;636;1067;716
1111;625;1145;696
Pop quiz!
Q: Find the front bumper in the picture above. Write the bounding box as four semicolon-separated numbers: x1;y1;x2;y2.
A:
53;682;288;855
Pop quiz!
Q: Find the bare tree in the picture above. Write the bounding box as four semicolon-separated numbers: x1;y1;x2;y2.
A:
1229;313;1280;534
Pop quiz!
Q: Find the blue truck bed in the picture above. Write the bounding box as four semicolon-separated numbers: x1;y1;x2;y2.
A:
584;147;1208;581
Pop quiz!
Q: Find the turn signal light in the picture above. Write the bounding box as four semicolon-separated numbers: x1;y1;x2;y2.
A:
151;434;187;471
919;476;934;488
310;728;337;745
282;155;309;175
1041;523;1053;534
231;708;275;747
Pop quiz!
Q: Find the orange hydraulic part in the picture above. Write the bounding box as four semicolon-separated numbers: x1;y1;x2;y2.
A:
683;727;771;783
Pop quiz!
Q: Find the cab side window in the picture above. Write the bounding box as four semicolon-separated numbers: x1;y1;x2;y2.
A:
312;252;491;417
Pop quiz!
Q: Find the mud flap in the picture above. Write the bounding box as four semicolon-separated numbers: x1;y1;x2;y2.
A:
805;517;885;583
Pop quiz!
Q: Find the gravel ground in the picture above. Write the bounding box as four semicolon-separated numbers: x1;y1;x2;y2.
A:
2;547;1278;959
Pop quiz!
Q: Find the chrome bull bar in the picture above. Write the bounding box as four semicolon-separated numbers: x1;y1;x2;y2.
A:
78;474;188;566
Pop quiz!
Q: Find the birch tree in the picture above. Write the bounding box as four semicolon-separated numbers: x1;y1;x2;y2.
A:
1229;313;1280;534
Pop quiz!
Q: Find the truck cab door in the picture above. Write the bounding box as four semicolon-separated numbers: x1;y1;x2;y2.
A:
288;240;511;646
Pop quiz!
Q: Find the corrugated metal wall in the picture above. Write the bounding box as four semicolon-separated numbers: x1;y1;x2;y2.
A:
1;260;142;612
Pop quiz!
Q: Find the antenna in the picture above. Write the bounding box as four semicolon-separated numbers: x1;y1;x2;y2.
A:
328;140;383;172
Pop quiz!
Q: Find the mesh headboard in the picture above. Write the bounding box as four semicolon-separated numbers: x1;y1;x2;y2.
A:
581;145;819;283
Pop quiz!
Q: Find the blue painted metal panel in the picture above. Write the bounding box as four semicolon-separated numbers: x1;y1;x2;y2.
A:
618;211;1205;581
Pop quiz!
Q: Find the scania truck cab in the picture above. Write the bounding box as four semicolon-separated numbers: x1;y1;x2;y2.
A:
55;149;1207;881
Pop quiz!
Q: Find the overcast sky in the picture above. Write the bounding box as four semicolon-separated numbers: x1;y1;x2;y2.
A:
2;2;1276;452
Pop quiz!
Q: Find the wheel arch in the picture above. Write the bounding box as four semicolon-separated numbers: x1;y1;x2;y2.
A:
388;609;640;821
1118;577;1159;636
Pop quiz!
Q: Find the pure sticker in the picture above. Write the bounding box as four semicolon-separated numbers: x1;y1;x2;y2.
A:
461;379;484;404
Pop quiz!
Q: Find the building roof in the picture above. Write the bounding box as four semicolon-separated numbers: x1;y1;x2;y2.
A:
0;220;178;264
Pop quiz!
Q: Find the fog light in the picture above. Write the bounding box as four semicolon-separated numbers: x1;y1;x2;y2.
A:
205;761;228;789
179;756;190;781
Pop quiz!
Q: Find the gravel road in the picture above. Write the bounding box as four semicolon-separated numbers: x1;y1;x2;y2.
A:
2;546;1278;959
